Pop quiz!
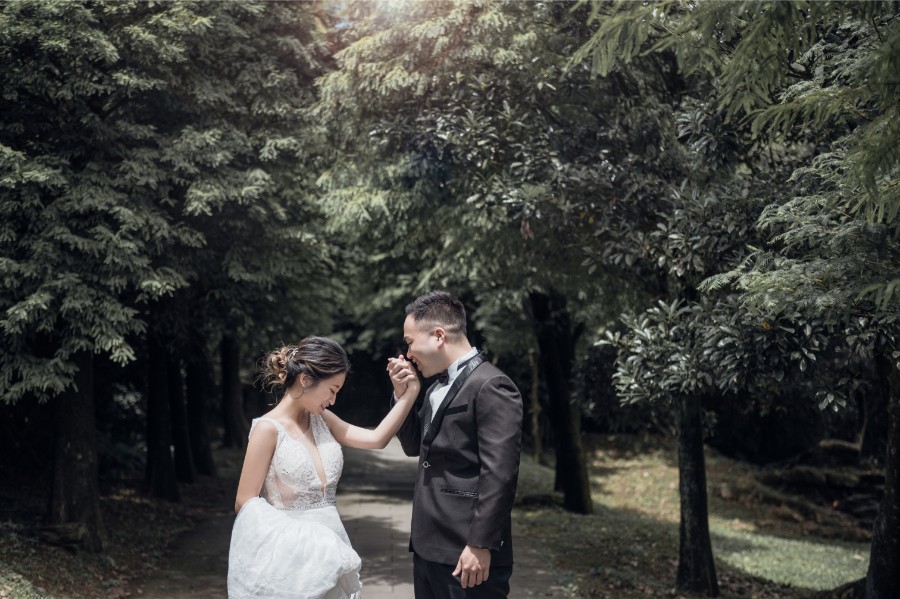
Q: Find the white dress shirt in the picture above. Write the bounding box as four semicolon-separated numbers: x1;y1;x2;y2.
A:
427;347;478;422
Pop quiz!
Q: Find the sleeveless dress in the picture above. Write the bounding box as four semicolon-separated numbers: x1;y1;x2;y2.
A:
228;415;362;599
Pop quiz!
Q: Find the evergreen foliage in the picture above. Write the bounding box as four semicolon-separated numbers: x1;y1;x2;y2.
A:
578;2;899;596
316;0;620;513
576;0;899;315
0;0;896;591
0;1;338;404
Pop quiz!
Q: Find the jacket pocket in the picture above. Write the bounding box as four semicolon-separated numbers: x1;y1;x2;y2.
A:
440;487;478;498
444;403;468;416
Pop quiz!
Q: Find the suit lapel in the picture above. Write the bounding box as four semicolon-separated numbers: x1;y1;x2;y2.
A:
423;353;485;447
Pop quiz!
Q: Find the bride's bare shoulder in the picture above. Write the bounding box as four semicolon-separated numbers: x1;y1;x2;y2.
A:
250;415;282;438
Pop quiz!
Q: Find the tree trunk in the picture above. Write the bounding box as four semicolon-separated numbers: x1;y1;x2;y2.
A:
145;335;180;501
221;334;249;450
675;393;718;596
529;291;593;514
529;351;542;463
168;358;197;484
866;355;900;598
859;381;887;464
185;347;217;476
47;351;104;552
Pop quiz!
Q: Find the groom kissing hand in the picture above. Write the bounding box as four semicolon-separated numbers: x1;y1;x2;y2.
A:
392;291;523;599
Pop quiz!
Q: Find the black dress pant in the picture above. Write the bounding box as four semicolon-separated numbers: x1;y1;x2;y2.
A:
413;553;512;599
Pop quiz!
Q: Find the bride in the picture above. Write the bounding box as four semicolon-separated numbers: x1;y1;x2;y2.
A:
228;336;419;598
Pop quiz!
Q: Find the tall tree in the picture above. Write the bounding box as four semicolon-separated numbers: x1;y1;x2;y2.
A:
695;4;897;596
596;181;767;595
608;293;835;595
0;0;187;546
1;0;340;532
579;1;899;596
98;0;341;454
316;0;663;514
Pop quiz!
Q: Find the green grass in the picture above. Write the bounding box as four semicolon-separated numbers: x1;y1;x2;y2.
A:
711;524;869;591
513;434;872;598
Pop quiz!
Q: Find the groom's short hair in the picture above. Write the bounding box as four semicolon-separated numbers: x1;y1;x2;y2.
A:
405;291;467;340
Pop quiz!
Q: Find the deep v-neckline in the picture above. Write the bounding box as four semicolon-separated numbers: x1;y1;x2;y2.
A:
283;416;329;490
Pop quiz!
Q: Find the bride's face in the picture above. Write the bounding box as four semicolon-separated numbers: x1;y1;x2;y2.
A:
296;372;346;416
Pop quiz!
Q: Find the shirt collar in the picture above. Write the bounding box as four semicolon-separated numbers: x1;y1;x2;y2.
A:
446;347;479;381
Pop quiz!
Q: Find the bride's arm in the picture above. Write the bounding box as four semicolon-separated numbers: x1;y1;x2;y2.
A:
234;421;278;513
323;359;421;450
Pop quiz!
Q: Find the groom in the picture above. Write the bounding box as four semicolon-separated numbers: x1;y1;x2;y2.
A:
393;290;523;598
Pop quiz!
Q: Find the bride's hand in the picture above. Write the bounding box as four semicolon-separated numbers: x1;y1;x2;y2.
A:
399;364;420;400
387;355;419;400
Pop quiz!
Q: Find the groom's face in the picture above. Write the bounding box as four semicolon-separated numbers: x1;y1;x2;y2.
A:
403;314;442;378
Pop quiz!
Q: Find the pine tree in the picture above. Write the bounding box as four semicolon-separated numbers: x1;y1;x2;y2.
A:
578;2;899;596
1;0;338;545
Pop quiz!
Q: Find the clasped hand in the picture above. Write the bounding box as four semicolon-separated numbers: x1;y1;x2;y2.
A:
387;354;419;398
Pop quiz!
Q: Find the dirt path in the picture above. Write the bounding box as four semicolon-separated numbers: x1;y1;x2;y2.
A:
130;514;232;598
134;439;563;598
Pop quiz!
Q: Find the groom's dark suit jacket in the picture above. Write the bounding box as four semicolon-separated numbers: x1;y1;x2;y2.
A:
395;355;523;566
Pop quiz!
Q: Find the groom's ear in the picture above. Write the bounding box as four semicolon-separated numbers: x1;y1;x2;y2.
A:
433;326;447;345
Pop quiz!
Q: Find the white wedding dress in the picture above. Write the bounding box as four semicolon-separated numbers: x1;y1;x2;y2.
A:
228;415;362;598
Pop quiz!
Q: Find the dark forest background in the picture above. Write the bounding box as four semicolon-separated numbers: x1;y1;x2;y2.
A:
1;1;897;597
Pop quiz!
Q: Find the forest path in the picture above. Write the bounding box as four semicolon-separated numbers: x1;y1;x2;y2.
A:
134;438;562;598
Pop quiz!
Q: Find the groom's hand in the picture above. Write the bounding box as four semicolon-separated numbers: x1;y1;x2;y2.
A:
452;545;491;589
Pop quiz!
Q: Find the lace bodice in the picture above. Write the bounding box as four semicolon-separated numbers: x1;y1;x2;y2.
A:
251;414;343;510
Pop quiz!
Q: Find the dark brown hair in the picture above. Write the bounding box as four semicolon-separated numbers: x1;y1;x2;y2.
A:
405;290;467;339
259;336;350;391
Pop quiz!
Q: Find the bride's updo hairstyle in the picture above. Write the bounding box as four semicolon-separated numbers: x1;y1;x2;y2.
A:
260;336;350;392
